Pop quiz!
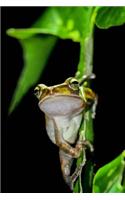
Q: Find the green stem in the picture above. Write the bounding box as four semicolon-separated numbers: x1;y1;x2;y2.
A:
77;32;94;143
73;30;95;193
75;35;93;80
73;7;99;192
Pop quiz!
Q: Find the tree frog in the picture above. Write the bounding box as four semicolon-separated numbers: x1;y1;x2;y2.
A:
34;74;97;190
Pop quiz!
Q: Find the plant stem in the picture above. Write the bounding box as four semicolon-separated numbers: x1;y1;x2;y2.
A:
76;35;93;80
77;32;94;142
74;32;95;193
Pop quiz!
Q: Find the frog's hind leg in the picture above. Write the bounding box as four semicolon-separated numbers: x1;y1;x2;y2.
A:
59;150;74;190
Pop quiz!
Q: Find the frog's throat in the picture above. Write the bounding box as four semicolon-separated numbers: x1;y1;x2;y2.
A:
38;94;84;116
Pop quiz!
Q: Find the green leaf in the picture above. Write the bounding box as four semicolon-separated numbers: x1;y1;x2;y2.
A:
7;7;97;113
93;151;125;193
96;7;125;29
7;7;95;42
9;36;56;114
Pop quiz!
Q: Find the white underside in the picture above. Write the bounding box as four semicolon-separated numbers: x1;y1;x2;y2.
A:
39;95;84;144
45;114;83;144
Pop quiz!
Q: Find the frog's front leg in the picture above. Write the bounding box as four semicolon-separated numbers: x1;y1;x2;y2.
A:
53;119;83;158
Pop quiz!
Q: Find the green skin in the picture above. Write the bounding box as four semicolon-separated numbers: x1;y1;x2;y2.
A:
34;75;97;190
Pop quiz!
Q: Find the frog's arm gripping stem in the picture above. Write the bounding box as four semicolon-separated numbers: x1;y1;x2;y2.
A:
53;119;83;158
79;73;95;86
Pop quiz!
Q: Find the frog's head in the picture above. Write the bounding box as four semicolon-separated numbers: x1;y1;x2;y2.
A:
34;74;96;116
34;78;80;99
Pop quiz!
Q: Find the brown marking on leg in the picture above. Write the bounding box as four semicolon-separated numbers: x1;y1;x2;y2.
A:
59;150;73;190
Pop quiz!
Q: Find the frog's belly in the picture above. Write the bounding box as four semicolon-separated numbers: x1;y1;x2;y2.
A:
45;114;83;144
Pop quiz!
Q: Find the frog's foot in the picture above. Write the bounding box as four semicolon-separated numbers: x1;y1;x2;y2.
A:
62;163;85;191
65;159;86;191
68;139;93;159
75;138;94;152
71;152;86;186
83;140;94;152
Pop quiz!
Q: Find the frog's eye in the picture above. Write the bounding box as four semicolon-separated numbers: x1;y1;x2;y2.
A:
34;86;41;98
69;79;79;90
34;84;47;99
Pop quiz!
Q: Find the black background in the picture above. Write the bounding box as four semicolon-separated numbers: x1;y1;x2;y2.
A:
2;7;125;192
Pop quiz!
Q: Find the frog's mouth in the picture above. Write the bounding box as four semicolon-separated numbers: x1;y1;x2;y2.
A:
39;95;84;116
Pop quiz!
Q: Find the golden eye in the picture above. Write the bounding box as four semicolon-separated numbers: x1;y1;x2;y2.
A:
34;84;47;99
69;79;79;90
